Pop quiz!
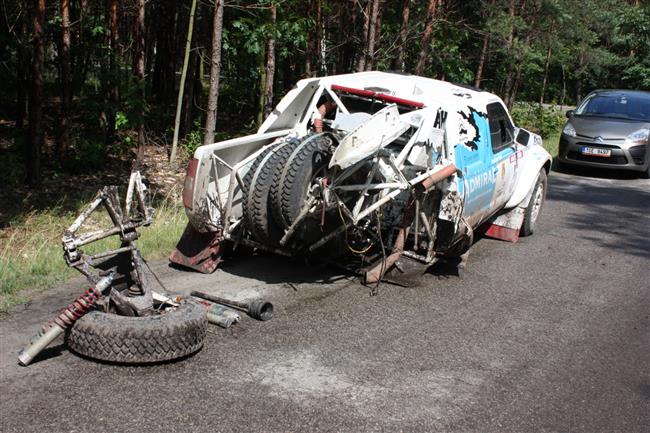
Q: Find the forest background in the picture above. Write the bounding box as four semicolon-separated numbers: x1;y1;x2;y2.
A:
0;0;648;307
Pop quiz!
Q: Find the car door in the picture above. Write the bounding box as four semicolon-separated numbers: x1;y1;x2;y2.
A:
453;106;496;228
486;102;518;213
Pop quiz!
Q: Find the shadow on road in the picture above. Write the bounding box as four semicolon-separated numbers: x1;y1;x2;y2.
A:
547;174;650;259
208;252;354;286
552;161;645;180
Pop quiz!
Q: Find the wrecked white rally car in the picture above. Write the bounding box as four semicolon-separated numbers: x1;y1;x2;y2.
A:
173;71;552;282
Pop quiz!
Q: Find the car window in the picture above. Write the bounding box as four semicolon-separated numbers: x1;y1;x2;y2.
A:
576;93;650;121
487;102;515;152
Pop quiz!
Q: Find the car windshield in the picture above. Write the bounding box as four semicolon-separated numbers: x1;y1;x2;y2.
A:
575;93;650;122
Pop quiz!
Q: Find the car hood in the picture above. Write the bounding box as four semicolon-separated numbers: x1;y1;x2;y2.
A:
569;116;650;139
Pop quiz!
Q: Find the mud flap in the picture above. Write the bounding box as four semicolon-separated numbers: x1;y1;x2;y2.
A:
169;224;223;273
483;177;538;243
483;206;525;243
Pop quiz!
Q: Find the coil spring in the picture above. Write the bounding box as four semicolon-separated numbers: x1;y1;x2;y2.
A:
47;286;102;330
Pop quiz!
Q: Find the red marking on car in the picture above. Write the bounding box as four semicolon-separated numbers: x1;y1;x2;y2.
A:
183;158;199;210
484;224;520;243
509;150;524;164
331;84;425;108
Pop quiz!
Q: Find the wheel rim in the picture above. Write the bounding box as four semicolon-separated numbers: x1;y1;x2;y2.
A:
530;181;544;224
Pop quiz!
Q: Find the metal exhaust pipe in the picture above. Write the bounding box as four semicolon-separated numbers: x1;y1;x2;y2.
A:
191;291;274;321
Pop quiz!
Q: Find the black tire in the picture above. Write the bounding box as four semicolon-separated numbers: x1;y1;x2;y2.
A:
274;134;333;229
245;141;297;244
67;301;207;364
555;160;569;172
521;169;547;237
241;146;276;230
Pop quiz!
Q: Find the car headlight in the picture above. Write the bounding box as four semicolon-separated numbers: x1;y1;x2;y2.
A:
562;123;576;137
624;128;649;146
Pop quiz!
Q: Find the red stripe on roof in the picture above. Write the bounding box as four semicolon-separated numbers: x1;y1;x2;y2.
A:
331;84;424;108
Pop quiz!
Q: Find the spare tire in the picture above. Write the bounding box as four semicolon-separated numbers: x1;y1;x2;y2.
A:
244;140;297;244
66;301;207;364
273;134;333;229
241;146;276;232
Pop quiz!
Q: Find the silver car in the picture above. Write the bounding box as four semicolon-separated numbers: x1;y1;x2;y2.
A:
558;89;650;177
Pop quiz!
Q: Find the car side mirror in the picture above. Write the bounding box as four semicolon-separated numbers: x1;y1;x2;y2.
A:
516;128;531;146
565;109;575;119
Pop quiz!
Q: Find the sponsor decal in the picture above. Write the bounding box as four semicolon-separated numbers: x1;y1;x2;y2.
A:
457;107;488;151
466;170;497;195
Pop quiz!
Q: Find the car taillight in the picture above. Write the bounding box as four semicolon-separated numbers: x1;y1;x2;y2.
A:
183;158;199;210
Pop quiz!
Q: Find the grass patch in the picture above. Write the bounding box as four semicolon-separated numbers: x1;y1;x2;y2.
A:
543;130;561;158
0;198;186;312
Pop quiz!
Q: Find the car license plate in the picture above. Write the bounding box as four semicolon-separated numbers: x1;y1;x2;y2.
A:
581;146;611;157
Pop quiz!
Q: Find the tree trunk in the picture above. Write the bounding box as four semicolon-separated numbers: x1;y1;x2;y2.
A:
170;0;198;163
152;0;175;105
370;0;384;70
337;0;355;73
27;0;45;185
501;0;518;106
106;0;120;145
414;0;438;75
203;0;224;145
182;52;199;135
474;0;495;88
134;0;146;161
73;0;90;95
364;0;380;71
560;64;566;105
16;14;28;131
575;52;585;104
57;0;72;160
315;0;325;74
392;0;410;71
505;2;534;109
262;4;277;121
356;0;371;72
539;46;552;105
305;0;315;77
474;32;489;88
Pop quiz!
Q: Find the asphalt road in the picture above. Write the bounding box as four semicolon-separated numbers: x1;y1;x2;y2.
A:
1;168;649;432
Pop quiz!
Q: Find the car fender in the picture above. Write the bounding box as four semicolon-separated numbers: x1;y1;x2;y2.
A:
504;143;551;209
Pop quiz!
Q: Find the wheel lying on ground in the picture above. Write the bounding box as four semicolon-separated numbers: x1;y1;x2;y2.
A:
273;134;333;229
521;169;547;237
244;140;298;244
66;301;207;364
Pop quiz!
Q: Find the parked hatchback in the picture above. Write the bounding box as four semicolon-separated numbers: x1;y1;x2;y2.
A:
558;89;650;177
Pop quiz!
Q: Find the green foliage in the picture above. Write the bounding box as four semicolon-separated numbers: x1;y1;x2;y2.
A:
115;111;129;130
180;120;204;158
61;137;105;173
511;102;566;139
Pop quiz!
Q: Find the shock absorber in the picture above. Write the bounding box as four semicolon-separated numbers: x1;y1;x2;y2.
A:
17;273;114;366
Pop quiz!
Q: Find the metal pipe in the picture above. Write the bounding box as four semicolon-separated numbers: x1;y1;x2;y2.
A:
195;299;240;328
224;233;292;257
421;164;457;190
87;245;136;262
279;196;316;246
355;163;456;223
402;250;434;264
335;182;407;192
308;223;349;252
18;274;114;366
364;225;407;285
65;193;104;235
191;291;273;321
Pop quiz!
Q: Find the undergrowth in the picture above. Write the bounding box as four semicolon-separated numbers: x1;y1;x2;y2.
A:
0;197;186;312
